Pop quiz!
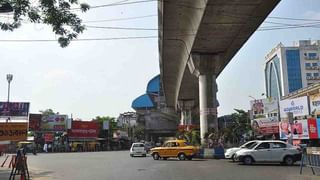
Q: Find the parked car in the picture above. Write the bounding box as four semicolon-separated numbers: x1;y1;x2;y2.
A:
130;143;147;157
224;141;257;161
150;140;198;160
234;140;302;165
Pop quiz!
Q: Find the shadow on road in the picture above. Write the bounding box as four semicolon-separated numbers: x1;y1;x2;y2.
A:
30;170;55;179
237;163;300;167
163;159;208;162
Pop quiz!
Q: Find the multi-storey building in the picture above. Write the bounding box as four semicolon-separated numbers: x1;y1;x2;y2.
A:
265;40;320;99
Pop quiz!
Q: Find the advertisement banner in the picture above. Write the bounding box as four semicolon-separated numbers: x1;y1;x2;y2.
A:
41;115;67;131
29;114;42;131
252;117;279;135
308;118;318;139
279;96;309;118
0;123;28;141
44;133;54;142
310;93;320;115
69;121;98;138
0;102;29;119
279;119;309;140
292;120;309;139
250;98;278;117
279;119;291;140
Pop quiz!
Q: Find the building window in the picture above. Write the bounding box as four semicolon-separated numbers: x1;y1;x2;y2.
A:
306;63;311;67
314;73;319;77
312;63;318;67
309;53;318;59
307;73;312;77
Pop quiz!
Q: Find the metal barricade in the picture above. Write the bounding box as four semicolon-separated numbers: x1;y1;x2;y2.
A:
300;147;320;175
9;148;30;180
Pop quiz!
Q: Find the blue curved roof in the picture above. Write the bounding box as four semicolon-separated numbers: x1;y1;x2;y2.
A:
146;75;160;94
132;94;155;109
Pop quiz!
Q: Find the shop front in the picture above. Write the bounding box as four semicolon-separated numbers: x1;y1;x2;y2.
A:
68;121;99;152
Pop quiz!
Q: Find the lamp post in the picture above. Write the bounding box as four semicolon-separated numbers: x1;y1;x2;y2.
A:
6;74;13;102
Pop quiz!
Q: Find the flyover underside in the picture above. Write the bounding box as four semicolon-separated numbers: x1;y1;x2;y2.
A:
160;0;280;108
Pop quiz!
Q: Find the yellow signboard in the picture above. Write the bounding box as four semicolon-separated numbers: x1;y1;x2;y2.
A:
0;123;28;141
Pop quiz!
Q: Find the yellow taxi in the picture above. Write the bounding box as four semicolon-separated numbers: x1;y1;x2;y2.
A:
150;140;198;160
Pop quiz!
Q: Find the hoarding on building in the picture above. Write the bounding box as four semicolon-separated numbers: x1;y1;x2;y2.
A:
0;123;28;141
0;102;29;119
29;114;42;131
250;98;278;118
279;119;309;140
40;115;67;131
310;93;320;115
69;121;98;138
308;118;318;139
252;117;279;135
279;96;309;118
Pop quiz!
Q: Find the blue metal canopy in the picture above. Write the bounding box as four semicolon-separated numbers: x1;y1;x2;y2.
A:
131;94;155;109
146;75;160;94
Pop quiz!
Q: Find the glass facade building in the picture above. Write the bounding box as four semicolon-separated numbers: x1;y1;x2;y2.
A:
286;50;302;93
265;40;320;99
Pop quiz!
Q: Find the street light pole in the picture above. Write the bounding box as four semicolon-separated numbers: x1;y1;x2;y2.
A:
6;74;13;102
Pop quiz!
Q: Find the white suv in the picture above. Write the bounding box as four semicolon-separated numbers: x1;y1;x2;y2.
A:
235;140;301;165
130;143;147;157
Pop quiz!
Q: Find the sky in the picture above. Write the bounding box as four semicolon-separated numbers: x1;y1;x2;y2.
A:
0;0;319;120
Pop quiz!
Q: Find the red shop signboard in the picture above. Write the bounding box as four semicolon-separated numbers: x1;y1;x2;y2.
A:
44;133;54;142
69;121;98;138
308;118;318;139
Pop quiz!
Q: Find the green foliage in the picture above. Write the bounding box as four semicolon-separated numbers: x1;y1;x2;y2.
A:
176;130;200;146
39;108;56;119
0;0;90;47
133;125;145;140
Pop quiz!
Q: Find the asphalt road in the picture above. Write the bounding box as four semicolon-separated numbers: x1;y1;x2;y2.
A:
3;151;318;180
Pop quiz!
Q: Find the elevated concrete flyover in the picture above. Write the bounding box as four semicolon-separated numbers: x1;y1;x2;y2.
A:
158;0;280;142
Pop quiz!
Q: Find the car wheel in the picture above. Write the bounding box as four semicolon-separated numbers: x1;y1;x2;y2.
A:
143;154;147;157
284;156;294;166
178;153;186;161
130;154;133;157
243;156;253;165
231;154;236;162
153;153;160;160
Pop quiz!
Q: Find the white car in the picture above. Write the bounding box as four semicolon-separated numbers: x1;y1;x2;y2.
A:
225;141;257;161
130;143;147;157
235;140;302;165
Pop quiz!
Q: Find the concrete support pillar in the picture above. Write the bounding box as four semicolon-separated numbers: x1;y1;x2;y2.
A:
178;100;194;126
180;109;192;125
189;53;219;144
199;74;218;141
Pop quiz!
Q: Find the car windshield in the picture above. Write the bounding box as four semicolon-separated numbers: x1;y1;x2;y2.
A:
247;142;259;149
240;142;255;148
133;144;144;148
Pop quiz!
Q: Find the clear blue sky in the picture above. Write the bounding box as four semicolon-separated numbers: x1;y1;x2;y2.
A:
0;0;319;119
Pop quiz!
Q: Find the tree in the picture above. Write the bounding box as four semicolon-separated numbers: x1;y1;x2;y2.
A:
39;108;56;117
94;116;116;138
0;0;90;47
